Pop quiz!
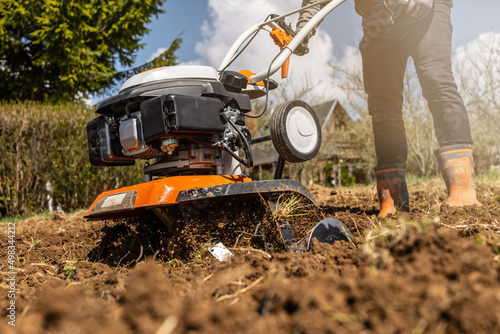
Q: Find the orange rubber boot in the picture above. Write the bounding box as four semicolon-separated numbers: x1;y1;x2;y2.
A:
375;164;410;218
435;144;481;206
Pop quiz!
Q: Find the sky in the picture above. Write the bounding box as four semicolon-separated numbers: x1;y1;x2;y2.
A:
112;0;500;106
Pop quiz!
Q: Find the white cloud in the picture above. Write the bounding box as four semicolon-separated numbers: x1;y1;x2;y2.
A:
336;45;362;74
330;45;365;115
187;0;349;105
453;32;500;104
453;32;500;73
148;47;169;62
193;0;296;68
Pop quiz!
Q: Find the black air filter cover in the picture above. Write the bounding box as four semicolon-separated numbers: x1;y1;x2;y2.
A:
140;94;225;141
86;116;135;166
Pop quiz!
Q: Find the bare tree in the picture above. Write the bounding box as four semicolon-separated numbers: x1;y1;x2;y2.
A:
401;63;439;176
273;71;326;103
330;61;377;176
453;32;500;171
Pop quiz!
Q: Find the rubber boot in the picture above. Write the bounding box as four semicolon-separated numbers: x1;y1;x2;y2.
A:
375;164;410;217
435;144;481;206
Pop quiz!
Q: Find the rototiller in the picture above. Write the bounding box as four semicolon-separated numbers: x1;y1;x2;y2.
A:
85;0;352;256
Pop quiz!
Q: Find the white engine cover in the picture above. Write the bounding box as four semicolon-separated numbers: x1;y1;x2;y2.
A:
120;65;219;92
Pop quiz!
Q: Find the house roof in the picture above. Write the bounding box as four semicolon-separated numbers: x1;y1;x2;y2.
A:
314;100;339;131
314;99;352;130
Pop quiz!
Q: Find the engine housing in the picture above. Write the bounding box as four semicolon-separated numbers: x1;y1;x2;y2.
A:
86;66;252;177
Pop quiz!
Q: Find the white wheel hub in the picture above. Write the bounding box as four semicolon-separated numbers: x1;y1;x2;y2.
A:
285;106;319;154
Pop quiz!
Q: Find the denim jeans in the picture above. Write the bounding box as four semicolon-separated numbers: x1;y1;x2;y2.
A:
359;1;473;167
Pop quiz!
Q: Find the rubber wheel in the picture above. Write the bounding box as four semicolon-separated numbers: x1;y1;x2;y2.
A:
270;100;322;163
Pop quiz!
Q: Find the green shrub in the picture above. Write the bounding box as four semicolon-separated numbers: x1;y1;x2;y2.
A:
341;171;356;187
0;102;144;217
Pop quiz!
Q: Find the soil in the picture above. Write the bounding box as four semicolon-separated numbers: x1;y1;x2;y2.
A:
1;180;500;333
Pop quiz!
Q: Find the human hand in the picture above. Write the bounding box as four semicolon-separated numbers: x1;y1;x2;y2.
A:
406;0;433;18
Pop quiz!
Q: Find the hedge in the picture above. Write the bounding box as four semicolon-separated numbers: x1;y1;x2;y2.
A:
0;102;144;217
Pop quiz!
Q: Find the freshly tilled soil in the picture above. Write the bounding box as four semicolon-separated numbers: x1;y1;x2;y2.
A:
1;180;500;333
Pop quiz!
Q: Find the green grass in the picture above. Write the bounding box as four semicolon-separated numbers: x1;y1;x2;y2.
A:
271;195;308;221
0;208;86;224
406;173;440;185
0;211;53;224
352;173;442;187
476;170;500;183
63;265;77;280
399;169;500;185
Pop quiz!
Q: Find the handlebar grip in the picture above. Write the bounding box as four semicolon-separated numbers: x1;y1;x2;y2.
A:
281;57;290;78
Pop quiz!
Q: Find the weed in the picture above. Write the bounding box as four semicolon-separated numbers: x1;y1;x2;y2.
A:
63;265;77;280
422;206;441;215
27;236;42;252
190;243;210;261
271;195;308;221
165;258;182;267
37;256;54;264
471;236;485;244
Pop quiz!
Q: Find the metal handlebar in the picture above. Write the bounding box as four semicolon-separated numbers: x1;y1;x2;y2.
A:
217;0;347;84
